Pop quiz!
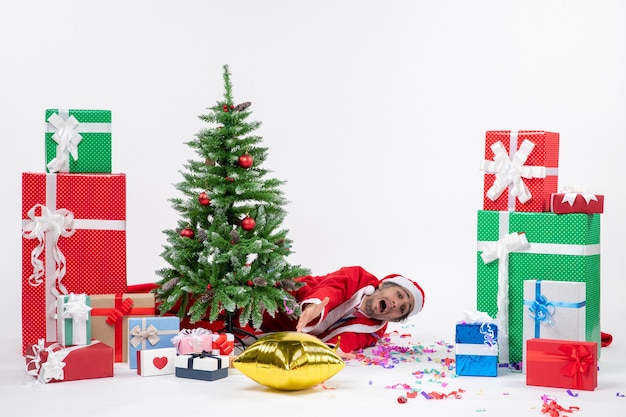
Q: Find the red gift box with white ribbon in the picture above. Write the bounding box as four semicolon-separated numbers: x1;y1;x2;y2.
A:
480;130;559;212
21;173;127;355
551;186;604;214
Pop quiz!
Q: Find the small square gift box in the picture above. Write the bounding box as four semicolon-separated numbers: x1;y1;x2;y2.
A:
526;338;597;391
128;316;180;369
25;339;114;385
212;333;235;355
175;351;229;381
171;328;213;355
137;347;176;377
56;293;92;346
455;311;499;377
550;186;604;214
522;280;586;373
45;109;112;173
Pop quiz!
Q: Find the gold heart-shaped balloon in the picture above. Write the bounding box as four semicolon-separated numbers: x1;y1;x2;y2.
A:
233;331;345;390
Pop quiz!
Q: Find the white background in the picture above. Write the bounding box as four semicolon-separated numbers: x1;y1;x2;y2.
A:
1;1;625;415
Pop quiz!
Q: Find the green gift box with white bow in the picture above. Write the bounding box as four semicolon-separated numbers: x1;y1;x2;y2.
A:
45;109;112;173
476;210;600;365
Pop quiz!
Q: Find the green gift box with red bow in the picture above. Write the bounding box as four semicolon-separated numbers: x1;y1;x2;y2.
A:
526;338;597;391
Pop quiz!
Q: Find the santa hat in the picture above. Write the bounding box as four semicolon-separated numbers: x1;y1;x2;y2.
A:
381;274;425;317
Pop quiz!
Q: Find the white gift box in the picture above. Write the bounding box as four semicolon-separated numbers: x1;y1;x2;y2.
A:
136;347;176;377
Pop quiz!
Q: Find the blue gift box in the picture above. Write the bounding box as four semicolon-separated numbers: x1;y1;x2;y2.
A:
455;322;499;377
128;317;180;369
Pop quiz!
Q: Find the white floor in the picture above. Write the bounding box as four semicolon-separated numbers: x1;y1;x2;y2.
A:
1;319;623;417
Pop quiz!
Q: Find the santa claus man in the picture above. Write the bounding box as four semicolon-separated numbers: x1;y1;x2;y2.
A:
260;265;425;358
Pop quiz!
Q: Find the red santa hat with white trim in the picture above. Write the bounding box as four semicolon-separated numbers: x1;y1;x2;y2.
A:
380;274;425;317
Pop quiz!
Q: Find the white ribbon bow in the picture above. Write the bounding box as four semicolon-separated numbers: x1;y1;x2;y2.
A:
25;339;67;385
21;204;76;292
130;324;161;348
481;139;546;204
46;113;83;173
60;293;92;344
560;185;598;206
461;310;498;325
171;328;211;351
478;232;529;364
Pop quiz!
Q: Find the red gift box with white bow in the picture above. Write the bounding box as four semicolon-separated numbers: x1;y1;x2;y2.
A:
480;130;559;212
526;338;597;391
21;173;127;355
551;187;604;214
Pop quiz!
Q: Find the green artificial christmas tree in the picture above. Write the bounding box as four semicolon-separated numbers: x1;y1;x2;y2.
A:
154;65;309;333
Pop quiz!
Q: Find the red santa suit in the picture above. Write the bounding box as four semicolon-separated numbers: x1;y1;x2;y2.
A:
260;266;389;353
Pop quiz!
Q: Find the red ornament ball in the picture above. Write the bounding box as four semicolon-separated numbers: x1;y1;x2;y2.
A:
222;104;229;112
198;191;211;206
247;280;254;286
238;154;254;168
206;283;212;290
241;216;256;231
180;228;194;239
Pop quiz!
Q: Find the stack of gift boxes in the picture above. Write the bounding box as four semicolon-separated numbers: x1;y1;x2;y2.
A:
455;130;602;392
21;109;233;384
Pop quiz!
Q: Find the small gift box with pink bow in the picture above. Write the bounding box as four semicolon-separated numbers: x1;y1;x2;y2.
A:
127;317;180;369
526;338;597;390
171;328;214;355
57;293;92;346
550;186;604;214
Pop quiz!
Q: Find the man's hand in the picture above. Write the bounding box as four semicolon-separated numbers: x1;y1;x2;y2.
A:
335;347;356;360
296;297;330;332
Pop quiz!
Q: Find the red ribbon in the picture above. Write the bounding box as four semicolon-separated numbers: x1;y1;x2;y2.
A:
91;294;154;362
558;344;593;389
541;400;580;417
212;334;234;355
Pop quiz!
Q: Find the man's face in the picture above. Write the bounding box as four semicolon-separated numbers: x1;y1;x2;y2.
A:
361;283;414;321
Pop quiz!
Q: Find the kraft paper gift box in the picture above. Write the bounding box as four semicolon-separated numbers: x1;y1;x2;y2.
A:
550;187;604;214
137;347;176;376
455;312;499;377
90;293;155;362
522;280;586;373
175;352;229;381
25;339;114;384
171;328;214;355
476;210;600;365
480;130;559;212
212;333;235;355
57;293;92;346
45;109;112;173
21;173;127;355
526;338;597;391
128;316;180;369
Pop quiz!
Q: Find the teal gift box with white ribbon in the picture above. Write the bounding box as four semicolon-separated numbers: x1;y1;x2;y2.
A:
56;293;92;346
521;280;586;373
45;109;112;173
477;210;600;365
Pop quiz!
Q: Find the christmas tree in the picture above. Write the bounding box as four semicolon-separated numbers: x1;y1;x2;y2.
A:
154;65;309;331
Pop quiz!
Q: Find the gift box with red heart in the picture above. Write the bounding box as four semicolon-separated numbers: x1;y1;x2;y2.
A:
137;347;176;377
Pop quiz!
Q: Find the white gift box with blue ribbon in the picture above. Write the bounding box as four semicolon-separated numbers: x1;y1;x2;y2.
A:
522;279;586;373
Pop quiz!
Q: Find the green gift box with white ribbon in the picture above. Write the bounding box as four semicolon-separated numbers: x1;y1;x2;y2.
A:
476;210;600;365
45;109;112;173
